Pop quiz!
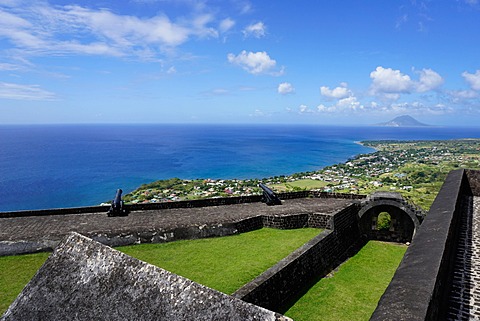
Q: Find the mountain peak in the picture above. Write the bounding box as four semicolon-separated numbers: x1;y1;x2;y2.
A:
375;115;429;127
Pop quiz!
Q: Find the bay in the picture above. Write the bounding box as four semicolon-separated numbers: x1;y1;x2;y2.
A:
1;124;480;212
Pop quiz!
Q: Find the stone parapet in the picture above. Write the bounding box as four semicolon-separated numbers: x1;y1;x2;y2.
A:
232;203;363;312
371;169;473;321
0;191;366;218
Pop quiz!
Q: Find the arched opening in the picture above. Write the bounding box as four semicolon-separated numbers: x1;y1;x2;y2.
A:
358;192;422;243
360;204;417;242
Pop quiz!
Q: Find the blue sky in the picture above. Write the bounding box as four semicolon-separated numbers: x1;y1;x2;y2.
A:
1;0;480;125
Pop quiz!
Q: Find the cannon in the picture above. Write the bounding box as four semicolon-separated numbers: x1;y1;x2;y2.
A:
259;183;282;206
107;189;129;217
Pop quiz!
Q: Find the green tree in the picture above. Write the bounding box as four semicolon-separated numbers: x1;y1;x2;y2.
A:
377;212;391;231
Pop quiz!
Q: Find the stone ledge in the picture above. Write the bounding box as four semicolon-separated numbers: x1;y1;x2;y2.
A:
0;191;366;218
371;169;472;321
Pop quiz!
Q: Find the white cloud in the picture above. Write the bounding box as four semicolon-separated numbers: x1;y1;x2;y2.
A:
298;104;314;113
0;82;57;100
219;18;235;33
370;66;413;94
463;70;480;91
239;1;252;14
449;89;478;100
369;66;444;99
250;109;271;118
64;5;192;47
387;101;453;115
337;96;362;111
167;66;177;74
0;62;21;71
317;104;335;113
320;84;351;99
0;2;222;59
227;50;283;75
243;22;266;38
278;82;294;95
416;68;444;92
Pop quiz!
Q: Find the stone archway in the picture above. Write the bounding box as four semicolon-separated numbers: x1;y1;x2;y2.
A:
358;192;424;243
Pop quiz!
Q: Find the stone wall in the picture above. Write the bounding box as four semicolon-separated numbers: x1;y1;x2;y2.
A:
232;203;363;312
308;213;333;229
90;212;334;249
358;203;416;243
466;169;480;196
0;191;365;218
262;214;309;229
370;169;473;321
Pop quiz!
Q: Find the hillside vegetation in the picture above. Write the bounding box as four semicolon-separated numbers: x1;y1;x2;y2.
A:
124;139;480;211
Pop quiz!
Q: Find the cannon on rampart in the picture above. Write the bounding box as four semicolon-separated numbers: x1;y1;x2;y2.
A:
107;189;129;217
259;183;282;206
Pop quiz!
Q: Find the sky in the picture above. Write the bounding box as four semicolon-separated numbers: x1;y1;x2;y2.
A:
0;0;480;126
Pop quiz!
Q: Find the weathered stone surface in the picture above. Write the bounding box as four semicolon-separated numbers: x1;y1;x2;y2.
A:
370;169;471;321
358;192;423;243
0;197;353;255
1;232;291;321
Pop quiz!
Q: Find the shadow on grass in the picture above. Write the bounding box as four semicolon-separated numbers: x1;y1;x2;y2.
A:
277;238;368;315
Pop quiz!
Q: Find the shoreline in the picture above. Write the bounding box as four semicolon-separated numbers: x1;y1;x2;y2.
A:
123;139;480;211
3;126;480;211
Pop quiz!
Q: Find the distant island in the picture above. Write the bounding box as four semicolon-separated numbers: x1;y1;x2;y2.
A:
375;115;429;127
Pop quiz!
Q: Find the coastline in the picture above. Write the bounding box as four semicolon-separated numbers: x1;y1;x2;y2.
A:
355;141;377;151
3;125;480;211
123;139;480;211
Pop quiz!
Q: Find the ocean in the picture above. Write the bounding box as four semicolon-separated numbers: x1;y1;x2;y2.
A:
1;124;480;212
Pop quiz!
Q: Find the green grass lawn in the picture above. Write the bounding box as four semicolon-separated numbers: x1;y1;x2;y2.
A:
271;179;329;192
284;241;407;321
0;228;320;314
0;252;51;314
117;227;321;294
0;232;405;320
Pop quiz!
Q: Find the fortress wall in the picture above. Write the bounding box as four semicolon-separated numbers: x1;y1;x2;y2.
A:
232;203;362;312
466;169;480;196
262;214;309;229
371;169;473;321
308;213;333;228
0;191;365;218
231;216;264;234
92;213;332;251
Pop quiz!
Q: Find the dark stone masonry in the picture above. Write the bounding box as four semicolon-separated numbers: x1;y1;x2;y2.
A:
233;204;362;312
371;169;480;321
0;194;355;256
2;170;479;320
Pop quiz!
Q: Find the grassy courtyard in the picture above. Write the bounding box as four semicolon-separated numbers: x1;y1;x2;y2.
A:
0;229;406;320
284;241;407;321
117;227;321;294
0;228;319;314
0;251;51;314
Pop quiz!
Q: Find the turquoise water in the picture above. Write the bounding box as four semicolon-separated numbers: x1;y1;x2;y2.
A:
1;124;480;211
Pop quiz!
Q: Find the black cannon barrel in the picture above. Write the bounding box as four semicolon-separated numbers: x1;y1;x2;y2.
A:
107;188;129;217
113;189;123;208
259;183;282;206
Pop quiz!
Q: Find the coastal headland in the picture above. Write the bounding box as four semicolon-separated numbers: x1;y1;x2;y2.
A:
123;139;480;211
